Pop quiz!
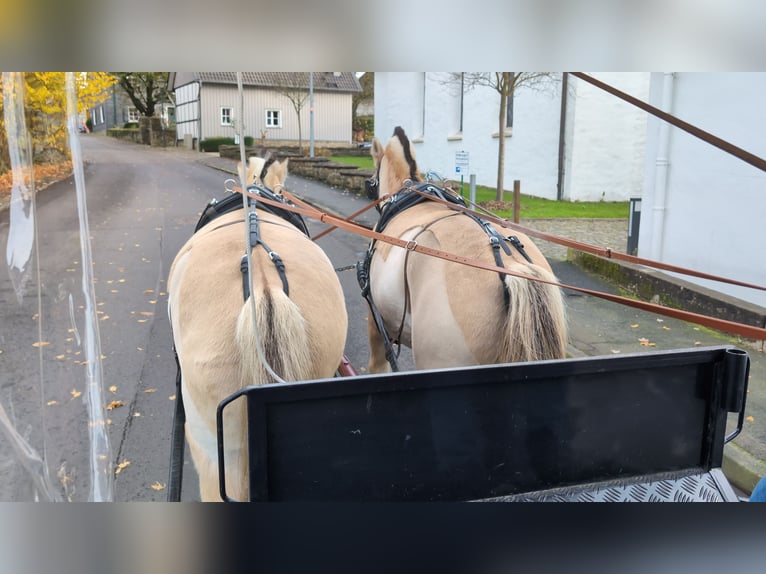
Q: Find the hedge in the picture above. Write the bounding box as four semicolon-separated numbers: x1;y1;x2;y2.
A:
200;136;254;152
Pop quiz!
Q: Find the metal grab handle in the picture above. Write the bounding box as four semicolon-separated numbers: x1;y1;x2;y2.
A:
724;348;750;444
216;388;248;502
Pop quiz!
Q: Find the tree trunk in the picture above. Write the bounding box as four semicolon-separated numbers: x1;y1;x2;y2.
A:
297;115;303;155
496;75;508;202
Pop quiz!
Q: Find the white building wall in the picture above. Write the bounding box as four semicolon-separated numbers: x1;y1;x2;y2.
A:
374;72;648;202
565;73;650;201
375;73;562;198
638;72;766;308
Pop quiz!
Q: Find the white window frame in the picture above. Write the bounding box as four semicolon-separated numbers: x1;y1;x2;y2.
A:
128;107;140;123
265;109;282;128
97;106;104;124
221;107;233;126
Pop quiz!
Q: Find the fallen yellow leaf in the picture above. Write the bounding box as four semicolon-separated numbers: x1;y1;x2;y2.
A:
47;400;58;406
107;400;125;410
144;388;157;394
109;385;117;393
151;482;166;491
746;416;755;423
630;324;639;329
70;389;82;399
169;395;176;401
115;460;131;475
55;354;66;360
144;289;155;294
32;341;50;348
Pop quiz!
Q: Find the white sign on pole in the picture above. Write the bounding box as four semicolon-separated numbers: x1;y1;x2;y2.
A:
455;150;469;174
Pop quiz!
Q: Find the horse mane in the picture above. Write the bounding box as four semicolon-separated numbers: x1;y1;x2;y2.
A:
393;126;420;182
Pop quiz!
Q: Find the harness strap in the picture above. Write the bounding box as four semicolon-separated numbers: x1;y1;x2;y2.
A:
167;344;185;501
357;255;401;372
241;209;289;300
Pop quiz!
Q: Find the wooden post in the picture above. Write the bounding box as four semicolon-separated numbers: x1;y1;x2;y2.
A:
513;180;521;223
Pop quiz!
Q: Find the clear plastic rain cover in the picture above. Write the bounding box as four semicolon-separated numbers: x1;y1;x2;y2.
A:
1;73;118;501
0;72;186;501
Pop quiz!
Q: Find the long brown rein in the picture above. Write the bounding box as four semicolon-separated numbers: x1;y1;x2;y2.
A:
234;185;766;342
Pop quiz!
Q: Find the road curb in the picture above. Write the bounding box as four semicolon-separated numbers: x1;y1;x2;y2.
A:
723;442;766;495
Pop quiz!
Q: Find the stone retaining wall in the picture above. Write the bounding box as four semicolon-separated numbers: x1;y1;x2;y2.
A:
287;157;373;195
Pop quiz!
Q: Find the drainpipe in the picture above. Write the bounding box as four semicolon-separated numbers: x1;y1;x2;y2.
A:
556;72;568;200
650;72;675;260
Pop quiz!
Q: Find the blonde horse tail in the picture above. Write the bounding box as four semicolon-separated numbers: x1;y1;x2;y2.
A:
236;287;313;385
501;264;568;363
231;287;312;498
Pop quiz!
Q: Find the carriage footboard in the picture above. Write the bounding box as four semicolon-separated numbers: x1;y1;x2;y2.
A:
216;346;748;502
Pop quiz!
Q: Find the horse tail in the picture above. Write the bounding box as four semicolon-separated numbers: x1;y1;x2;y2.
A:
500;264;568;363
235;287;313;386
230;287;312;498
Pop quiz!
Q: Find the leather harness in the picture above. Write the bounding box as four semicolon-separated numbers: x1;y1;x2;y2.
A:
357;180;532;371
194;185;309;300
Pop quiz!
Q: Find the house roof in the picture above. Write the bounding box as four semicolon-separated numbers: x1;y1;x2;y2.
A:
177;72;361;93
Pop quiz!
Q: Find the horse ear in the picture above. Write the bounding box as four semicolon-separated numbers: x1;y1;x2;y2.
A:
371;137;384;168
266;159;288;188
238;161;254;185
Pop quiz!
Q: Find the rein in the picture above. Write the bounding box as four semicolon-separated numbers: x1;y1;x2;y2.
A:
234;185;766;342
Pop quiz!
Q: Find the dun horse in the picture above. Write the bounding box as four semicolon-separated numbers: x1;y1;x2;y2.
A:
363;126;567;373
168;157;348;501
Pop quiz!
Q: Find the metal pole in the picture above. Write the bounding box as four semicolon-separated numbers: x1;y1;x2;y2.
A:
469;174;476;204
513;180;521;223
309;72;315;158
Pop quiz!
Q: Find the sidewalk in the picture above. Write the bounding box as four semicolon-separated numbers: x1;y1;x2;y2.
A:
198;151;766;496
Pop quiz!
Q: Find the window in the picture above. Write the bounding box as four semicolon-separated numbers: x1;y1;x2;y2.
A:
505;72;516;128
506;93;514;129
416;73;426;140
221;107;233;126
128;107;140;123
266;109;281;128
97;106;104;124
448;72;464;137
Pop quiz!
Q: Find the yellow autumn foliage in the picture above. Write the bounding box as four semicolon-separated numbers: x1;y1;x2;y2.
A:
1;72;117;171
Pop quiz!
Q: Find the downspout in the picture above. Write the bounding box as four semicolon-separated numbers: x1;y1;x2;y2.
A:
650;72;675;260
197;80;202;152
556;72;568;200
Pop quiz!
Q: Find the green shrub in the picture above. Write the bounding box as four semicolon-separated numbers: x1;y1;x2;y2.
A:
123;122;138;129
200;136;255;152
85;118;93;132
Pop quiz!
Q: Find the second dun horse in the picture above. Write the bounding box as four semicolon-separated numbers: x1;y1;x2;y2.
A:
168;157;348;501
362;126;567;373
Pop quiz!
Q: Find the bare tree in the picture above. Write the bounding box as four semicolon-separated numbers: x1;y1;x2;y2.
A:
448;72;558;201
114;72;169;118
272;74;310;154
